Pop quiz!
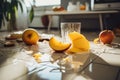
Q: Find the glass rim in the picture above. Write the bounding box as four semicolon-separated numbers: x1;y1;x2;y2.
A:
61;22;81;24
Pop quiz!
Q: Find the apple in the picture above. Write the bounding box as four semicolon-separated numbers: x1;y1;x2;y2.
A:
22;29;40;45
99;30;115;44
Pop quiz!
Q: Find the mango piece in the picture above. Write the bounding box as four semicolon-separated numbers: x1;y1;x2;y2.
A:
72;38;90;51
49;37;71;52
68;31;86;40
66;31;90;53
66;46;83;53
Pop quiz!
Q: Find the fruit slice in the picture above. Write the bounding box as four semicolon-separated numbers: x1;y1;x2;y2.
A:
93;38;100;44
66;31;90;53
66;46;83;53
22;29;40;45
68;31;85;41
72;38;90;51
49;37;71;52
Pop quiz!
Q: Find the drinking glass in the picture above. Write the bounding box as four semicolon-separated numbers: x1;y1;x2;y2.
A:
61;22;81;42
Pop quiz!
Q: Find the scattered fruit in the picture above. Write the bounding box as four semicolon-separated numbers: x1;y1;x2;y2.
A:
33;53;41;60
33;53;42;63
22;29;40;45
93;38;100;44
49;32;90;53
99;30;115;44
49;37;71;52
66;31;90;53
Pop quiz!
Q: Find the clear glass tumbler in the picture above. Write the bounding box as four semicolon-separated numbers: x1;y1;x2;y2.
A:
61;22;81;42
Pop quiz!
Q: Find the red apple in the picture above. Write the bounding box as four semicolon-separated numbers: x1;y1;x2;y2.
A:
99;30;115;44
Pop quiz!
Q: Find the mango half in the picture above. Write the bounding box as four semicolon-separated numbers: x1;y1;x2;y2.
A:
49;37;71;52
66;31;90;53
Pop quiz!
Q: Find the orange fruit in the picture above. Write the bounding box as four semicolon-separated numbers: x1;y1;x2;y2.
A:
22;28;40;45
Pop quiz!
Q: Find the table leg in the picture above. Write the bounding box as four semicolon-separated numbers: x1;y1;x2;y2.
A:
99;14;103;31
47;15;52;32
